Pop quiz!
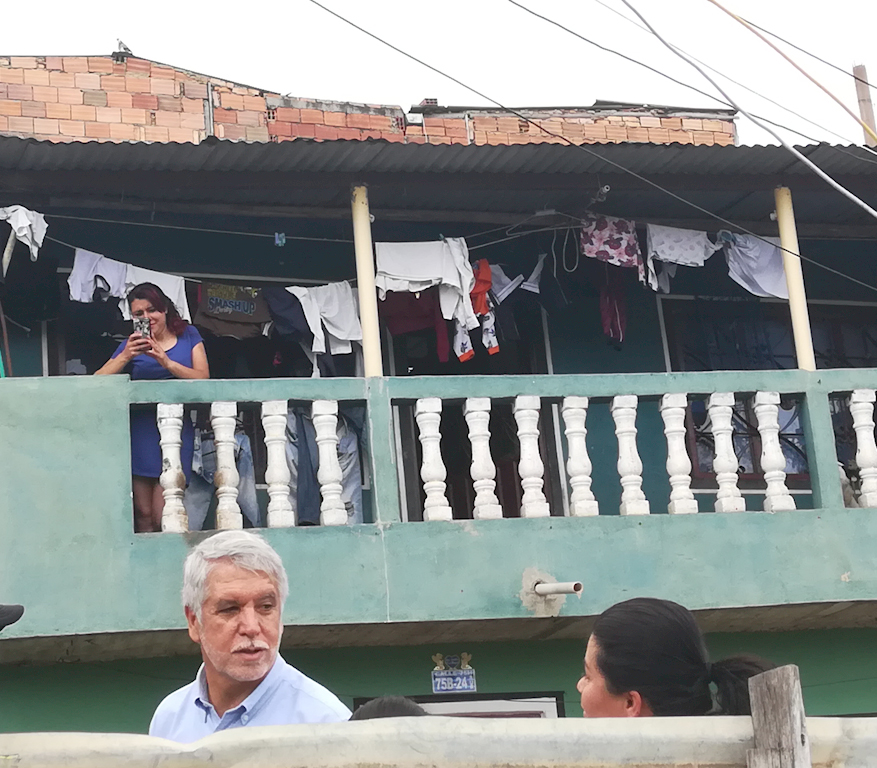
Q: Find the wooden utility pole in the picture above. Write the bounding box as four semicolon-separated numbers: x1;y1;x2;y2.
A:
853;64;877;148
747;665;811;768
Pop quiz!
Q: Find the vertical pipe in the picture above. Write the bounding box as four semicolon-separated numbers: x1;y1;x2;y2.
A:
853;64;877;148
351;184;383;377
774;186;816;371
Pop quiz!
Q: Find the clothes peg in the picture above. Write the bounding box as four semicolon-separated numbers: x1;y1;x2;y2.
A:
274;232;286;247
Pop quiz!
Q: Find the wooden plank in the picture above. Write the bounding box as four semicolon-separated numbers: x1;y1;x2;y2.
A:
747;665;811;768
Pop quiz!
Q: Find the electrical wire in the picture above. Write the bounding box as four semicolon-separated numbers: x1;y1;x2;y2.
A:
306;0;877;296
704;0;877;146
619;0;877;225
740;16;876;93
584;0;872;151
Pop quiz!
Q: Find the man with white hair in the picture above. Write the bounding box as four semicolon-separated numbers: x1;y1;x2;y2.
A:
149;531;350;741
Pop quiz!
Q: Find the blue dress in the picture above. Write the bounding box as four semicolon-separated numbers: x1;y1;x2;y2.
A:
112;325;204;481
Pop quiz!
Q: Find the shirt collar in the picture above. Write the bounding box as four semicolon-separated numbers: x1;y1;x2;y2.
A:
193;654;284;716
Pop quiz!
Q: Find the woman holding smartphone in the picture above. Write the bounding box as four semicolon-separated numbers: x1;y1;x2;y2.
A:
96;282;209;532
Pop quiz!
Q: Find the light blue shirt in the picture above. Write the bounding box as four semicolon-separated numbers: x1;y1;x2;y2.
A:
148;654;351;742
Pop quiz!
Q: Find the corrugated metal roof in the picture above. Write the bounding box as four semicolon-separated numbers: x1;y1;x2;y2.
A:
1;134;876;178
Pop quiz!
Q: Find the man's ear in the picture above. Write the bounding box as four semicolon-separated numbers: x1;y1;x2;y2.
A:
624;690;652;718
185;606;201;645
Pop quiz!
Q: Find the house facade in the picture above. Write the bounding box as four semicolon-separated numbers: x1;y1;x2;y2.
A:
2;54;877;732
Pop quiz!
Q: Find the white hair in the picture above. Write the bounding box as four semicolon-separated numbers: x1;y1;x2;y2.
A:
182;531;289;621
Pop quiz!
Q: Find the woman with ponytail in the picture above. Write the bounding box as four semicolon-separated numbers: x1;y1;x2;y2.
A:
576;597;774;717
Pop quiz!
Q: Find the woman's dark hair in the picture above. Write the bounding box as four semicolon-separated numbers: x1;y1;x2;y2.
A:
127;282;187;336
349;696;428;720
591;597;775;716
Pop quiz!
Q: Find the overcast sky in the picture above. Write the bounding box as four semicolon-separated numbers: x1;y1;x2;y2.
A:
5;0;876;146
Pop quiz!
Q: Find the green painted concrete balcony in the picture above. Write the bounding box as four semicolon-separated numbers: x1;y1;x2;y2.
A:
2;368;876;662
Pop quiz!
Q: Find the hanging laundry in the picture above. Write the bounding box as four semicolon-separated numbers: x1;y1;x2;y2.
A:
286;280;362;355
489;264;524;304
285;407;363;525
379;288;449;363
375;238;479;337
470;259;492;316
194;282;272;340
464;258;500;359
185;428;260;529
718;231;789;300
580;214;644;283
0;206;47;261
120;263;192;321
599;263;627;345
262;286;312;340
521;253;569;313
645;224;722;293
68;248;128;303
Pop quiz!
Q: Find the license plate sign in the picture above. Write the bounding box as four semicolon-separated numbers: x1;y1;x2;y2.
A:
431;668;477;693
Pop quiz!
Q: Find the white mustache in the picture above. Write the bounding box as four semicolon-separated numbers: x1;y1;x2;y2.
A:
233;642;270;653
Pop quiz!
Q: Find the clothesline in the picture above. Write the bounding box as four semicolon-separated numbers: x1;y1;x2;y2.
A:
46;213;355;244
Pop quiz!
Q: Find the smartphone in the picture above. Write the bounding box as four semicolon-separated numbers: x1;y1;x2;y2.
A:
133;317;151;338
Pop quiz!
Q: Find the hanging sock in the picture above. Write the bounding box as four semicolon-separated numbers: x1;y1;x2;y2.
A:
453;319;475;362
481;309;499;355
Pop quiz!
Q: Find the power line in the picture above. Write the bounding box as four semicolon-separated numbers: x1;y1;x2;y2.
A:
618;0;877;225
704;0;877;146
584;0;869;150
306;0;877;296
741;17;876;93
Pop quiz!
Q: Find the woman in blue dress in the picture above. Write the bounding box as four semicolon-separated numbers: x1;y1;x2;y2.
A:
96;283;209;532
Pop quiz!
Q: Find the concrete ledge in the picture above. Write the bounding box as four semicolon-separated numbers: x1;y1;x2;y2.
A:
2;716;877;768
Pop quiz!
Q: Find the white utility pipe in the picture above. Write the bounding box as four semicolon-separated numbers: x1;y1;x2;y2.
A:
351;185;383;377
534;581;583;596
774;186;816;372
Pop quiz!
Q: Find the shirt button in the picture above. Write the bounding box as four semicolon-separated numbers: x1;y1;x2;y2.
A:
241;715;249;724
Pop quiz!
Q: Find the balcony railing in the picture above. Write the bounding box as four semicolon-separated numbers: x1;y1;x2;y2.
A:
136;368;877;531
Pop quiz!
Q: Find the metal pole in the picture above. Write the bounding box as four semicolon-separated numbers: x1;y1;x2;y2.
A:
853;64;877;148
774;186;816;371
351;184;383;377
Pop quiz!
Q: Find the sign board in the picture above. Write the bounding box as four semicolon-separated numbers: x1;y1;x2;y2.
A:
431;652;477;694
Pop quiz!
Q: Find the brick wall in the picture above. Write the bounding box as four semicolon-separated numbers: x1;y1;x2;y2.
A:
0;55;736;147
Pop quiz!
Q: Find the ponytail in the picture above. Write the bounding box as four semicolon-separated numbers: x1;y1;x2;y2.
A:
710;654;776;715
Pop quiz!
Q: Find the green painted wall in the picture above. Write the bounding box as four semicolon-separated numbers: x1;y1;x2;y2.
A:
2;627;876;734
0;369;872;641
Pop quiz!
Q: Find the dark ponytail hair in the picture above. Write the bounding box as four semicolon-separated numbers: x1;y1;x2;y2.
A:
591;598;774;716
127;282;187;336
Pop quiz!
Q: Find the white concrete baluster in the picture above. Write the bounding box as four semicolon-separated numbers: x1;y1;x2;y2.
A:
611;395;650;515
514;395;550;518
157;403;188;532
464;398;502;519
754;391;796;512
708;393;746;513
261;400;295;527
850;389;877;507
415;398;453;521
561;396;598;516
660;393;698;514
313;400;347;526
210;401;242;529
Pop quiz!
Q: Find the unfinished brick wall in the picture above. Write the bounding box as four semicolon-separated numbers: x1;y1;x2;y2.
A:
0;55;736;147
